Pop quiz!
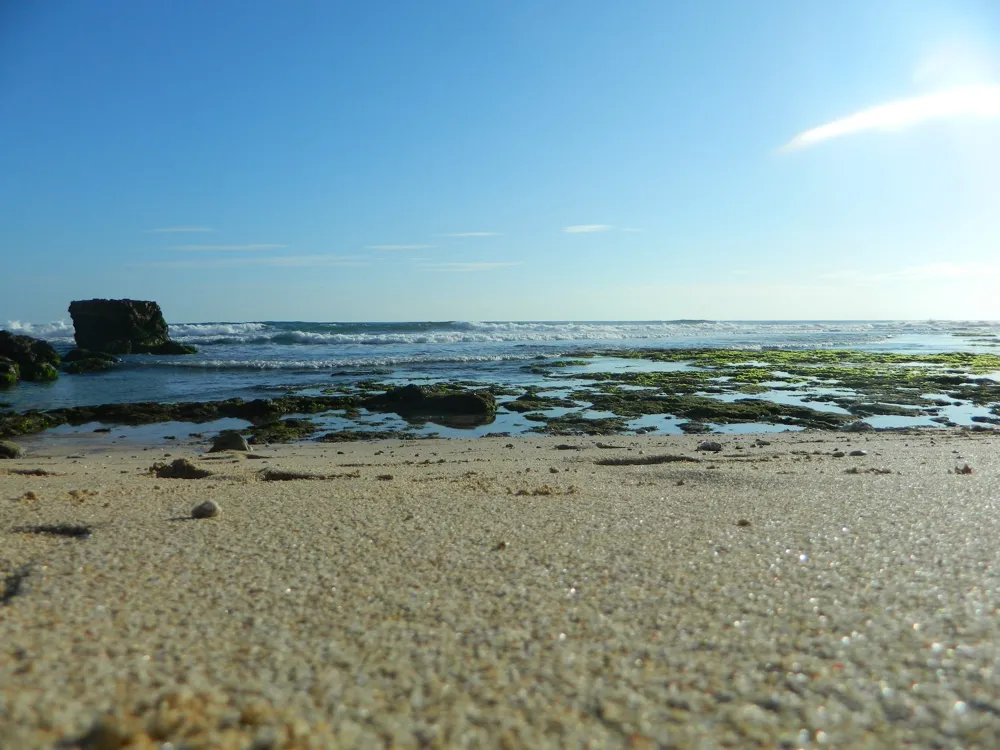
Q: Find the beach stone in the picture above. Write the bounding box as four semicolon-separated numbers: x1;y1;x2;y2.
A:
831;451;846;458
191;499;220;519
0;440;25;459
696;440;723;452
209;431;251;453
151;458;212;479
68;298;196;355
842;421;875;432
849;449;867;457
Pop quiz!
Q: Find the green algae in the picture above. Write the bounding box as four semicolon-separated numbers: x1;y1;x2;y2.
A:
502;391;580;413
0;361;17;389
245;418;320;444
316;429;418;442
524;411;629;436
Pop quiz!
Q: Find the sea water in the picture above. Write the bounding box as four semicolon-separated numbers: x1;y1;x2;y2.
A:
3;319;999;436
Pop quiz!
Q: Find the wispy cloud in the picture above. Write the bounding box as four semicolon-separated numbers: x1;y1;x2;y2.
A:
419;261;522;272
562;224;613;233
134;255;367;270
781;84;1000;152
440;232;502;238
170;244;288;252
146;226;214;233
367;244;436;251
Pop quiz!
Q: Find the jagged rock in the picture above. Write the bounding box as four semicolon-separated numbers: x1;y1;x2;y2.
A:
0;331;61;383
841;421;875;432
0;440;25;459
68;299;196;355
696;440;724;452
362;384;497;426
209;431;251;453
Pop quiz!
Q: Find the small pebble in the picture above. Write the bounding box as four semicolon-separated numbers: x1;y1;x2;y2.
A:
849;449;867;457
831;451;846;458
192;499;220;519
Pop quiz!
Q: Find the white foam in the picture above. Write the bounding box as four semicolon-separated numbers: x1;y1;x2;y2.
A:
3;320;76;340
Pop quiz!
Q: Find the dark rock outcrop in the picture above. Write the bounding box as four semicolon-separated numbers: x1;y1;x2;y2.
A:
362;384;497;427
68;299;196;355
0;331;61;383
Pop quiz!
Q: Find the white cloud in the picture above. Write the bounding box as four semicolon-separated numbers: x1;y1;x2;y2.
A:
134;255;367;270
781;84;1000;152
440;232;501;238
170;244;288;252
419;261;522;272
367;244;436;251
146;226;214;233
562;224;613;233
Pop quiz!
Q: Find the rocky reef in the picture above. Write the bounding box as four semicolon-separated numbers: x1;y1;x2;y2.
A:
361;384;497;427
68;299;196;355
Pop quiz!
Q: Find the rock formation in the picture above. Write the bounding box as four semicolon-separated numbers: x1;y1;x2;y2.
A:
0;331;61;383
68;299;196;355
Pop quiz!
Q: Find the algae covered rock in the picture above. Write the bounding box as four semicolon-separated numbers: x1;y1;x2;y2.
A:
26;362;59;381
63;349;120;375
0;440;25;459
68;299;196;355
362;384;497;426
0;331;61;383
0;358;18;388
209;431;251;452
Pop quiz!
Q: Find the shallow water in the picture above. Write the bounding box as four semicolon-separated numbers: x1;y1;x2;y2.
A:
4;319;999;439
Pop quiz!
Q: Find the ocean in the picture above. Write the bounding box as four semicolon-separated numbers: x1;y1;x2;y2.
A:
4;319;1000;439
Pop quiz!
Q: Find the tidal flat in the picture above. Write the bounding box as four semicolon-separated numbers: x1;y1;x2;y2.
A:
3;349;1000;446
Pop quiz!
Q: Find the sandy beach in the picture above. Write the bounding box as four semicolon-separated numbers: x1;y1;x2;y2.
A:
1;430;998;748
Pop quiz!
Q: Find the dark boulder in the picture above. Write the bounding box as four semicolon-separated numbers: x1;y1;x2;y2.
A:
0;440;25;459
209;431;251;452
362;384;497;427
63;348;119;363
0;331;61;383
64;358;117;375
68;299;196;355
62;348;121;375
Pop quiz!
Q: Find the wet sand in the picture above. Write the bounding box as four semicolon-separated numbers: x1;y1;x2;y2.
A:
1;430;998;748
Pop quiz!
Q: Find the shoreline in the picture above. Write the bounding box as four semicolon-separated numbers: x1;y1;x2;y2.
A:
2;429;999;746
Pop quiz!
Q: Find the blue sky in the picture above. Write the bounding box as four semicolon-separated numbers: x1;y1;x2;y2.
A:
2;0;999;323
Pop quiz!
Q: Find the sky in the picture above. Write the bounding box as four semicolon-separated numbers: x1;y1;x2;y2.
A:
2;0;999;323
